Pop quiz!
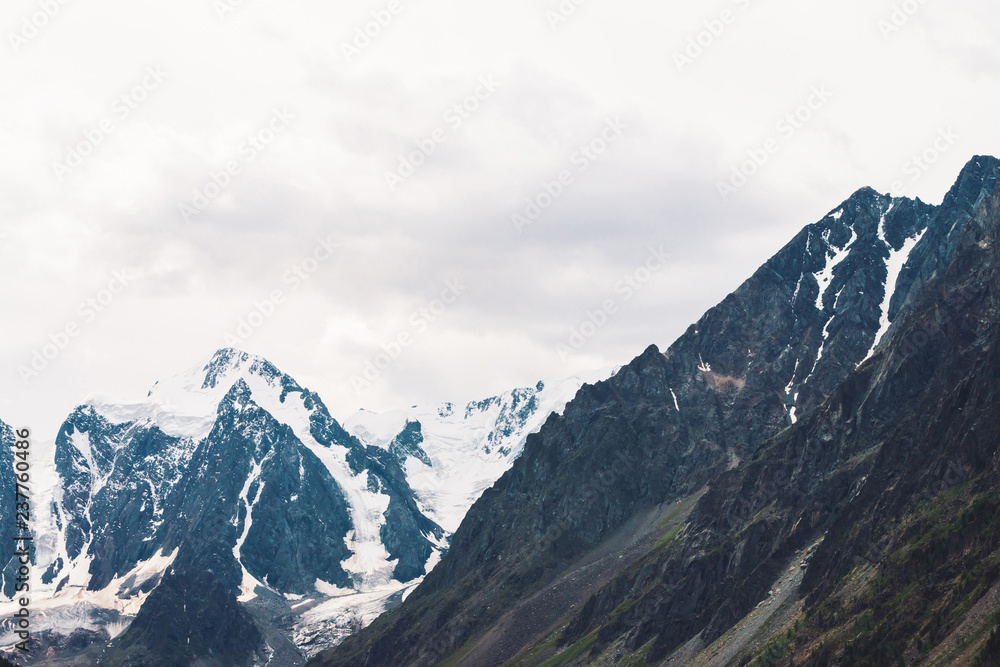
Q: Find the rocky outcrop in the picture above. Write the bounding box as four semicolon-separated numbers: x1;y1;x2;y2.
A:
0;421;19;599
314;157;1000;667
105;569;266;667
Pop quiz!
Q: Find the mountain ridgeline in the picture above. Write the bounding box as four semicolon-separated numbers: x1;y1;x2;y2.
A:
314;156;1000;666
0;351;597;665
4;156;1000;666
50;350;443;594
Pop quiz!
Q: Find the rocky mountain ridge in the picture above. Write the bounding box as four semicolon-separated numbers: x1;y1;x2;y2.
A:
0;351;599;664
315;156;1000;667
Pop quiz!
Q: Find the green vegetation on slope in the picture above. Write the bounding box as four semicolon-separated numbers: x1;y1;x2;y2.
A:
747;481;1000;665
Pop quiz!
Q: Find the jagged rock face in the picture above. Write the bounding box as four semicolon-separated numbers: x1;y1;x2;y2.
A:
558;167;1000;664
54;408;197;588
0;421;17;598
388;420;432;466
347;436;444;584
465;382;545;457
105;569;266;667
345;372;610;535
25;349;596;663
314;156;1000;667
158;382;357;594
47;349;445;603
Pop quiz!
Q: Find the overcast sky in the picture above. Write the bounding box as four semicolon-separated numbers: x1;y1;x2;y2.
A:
2;0;999;442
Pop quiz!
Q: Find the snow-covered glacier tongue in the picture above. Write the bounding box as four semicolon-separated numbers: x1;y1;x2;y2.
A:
0;349;611;663
1;349;446;662
345;367;615;534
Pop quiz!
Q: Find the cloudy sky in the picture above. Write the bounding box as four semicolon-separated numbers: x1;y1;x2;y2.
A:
2;0;998;441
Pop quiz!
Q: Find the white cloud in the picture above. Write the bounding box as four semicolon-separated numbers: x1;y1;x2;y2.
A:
2;0;999;440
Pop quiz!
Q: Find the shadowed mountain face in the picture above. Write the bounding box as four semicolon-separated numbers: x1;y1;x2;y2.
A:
105;569;266;667
313;157;1000;667
9;157;1000;666
50;352;444;598
8;346;596;664
0;421;17;599
33;350;447;664
556;171;1000;665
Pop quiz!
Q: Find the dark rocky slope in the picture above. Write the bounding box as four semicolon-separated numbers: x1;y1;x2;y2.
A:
553;171;1000;665
51;352;445;598
312;157;1000;667
105;569;266;666
0;421;19;599
18;347;591;664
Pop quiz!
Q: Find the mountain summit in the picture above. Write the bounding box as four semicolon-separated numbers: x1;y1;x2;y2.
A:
315;156;1000;667
3;350;601;663
7;157;1000;666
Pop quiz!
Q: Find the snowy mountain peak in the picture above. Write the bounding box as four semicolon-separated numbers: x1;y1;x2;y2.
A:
86;348;300;443
201;347;284;389
345;367;616;533
19;351;613;660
